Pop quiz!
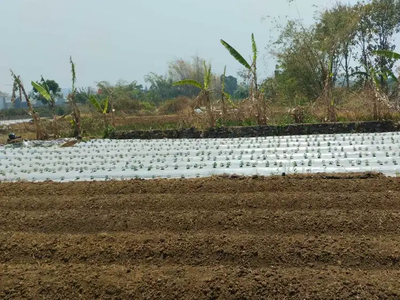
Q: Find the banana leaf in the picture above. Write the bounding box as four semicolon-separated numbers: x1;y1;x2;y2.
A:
203;62;212;90
89;95;103;113
251;33;257;64
173;79;203;90
31;81;51;102
220;39;251;70
102;97;109;114
373;50;400;60
70;56;76;92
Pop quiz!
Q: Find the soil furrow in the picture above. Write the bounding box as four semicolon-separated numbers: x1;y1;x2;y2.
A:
1;232;400;269
1;191;400;211
1;209;400;234
0;176;399;197
1;264;400;299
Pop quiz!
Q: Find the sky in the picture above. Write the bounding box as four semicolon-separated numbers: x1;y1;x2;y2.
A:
0;0;364;92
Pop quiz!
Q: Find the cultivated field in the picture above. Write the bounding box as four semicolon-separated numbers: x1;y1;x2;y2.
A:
1;174;400;299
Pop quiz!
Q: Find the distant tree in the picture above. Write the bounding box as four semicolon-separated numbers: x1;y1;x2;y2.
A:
144;72;179;104
223;75;238;96
75;87;96;104
233;83;250;100
168;56;207;98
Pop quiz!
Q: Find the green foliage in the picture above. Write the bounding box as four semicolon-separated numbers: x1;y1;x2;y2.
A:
223;76;238;96
172;62;213;92
68;56;82;137
75;87;95;104
251;33;257;68
89;95;108;114
30;77;63;108
233;83;250;100
374;50;400;60
352;0;400;89
220;39;251;70
140;101;156;112
144;73;179;104
70;56;76;93
204;62;212;90
55;106;67;116
31;81;51;102
173;79;203;90
103;125;115;138
0;108;30;117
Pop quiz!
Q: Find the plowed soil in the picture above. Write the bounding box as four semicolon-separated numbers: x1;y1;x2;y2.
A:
1;173;400;299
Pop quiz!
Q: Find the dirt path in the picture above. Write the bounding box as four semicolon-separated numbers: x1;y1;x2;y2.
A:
1;174;400;299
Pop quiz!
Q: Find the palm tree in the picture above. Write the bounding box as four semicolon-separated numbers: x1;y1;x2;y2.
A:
173;61;215;127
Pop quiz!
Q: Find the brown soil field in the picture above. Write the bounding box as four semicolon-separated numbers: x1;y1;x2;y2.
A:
1;174;400;299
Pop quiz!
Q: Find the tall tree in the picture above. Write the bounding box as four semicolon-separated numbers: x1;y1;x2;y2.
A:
353;0;400;90
315;3;360;89
313;3;361;121
272;20;325;102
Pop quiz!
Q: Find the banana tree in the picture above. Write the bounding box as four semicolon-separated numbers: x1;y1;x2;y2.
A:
351;50;400;117
373;50;400;85
10;70;47;140
89;95;109;129
31;76;59;137
67;57;82;137
220;66;229;118
321;46;337;122
221;33;266;124
96;83;116;127
173;61;215;127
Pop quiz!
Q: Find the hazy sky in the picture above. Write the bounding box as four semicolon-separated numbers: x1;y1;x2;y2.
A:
1;0;361;91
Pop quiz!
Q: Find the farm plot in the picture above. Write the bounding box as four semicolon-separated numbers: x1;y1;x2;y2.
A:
1;176;400;299
1;131;400;181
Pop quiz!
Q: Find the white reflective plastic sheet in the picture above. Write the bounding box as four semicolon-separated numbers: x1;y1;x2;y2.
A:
1;132;400;182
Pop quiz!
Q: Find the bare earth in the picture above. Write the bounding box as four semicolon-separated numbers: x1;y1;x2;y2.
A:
1;173;400;299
